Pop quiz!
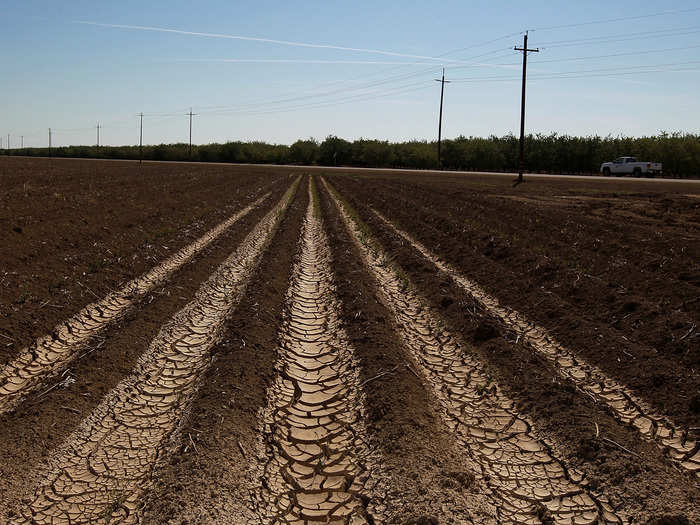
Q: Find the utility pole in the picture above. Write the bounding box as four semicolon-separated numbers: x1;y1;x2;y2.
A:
138;113;143;164
187;108;197;159
434;68;450;169
49;128;52;158
96;122;101;147
21;136;23;149
6;134;9;153
514;31;539;183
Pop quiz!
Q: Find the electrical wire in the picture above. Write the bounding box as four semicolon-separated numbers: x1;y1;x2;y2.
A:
501;43;700;66
540;28;700;49
450;59;700;80
9;18;700;142
532;7;700;31
448;63;700;84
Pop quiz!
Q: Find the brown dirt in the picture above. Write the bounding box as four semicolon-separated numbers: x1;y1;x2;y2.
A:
19;180;299;524
2;159;697;523
325;171;699;522
142;178;494;524
320;180;494;524
326;173;699;428
0;157;287;362
0;158;286;519
138;176;309;524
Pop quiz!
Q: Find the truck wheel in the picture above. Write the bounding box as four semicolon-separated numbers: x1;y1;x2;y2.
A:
633;167;642;177
602;167;611;177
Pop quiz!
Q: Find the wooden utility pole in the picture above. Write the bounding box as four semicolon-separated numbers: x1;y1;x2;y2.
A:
96;122;101;147
187;108;197;158
434;68;450;169
514;32;539;183
138;113;144;164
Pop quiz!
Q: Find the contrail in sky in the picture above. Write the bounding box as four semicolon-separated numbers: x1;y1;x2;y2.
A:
76;21;467;63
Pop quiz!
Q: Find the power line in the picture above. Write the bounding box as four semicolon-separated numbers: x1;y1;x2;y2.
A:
199;81;434;119
448;59;700;82
193;51;511;118
536;25;700;46
539;28;700;49
11;20;700;146
181;63;443;118
184;35;523;117
16;22;697;139
2;29;604;141
500;43;700;66
520;66;700;82
532;7;700;32
442;67;700;85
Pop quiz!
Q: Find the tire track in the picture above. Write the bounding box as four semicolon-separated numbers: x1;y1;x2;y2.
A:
0;190;271;415
16;179;300;525
323;179;624;525
250;179;386;524
370;207;700;478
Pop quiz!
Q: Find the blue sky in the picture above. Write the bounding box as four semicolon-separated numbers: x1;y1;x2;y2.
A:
2;1;699;147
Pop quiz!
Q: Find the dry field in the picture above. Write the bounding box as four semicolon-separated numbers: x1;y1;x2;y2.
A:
0;157;698;524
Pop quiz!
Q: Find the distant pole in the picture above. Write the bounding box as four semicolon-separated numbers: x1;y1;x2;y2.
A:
96;122;101;147
514;32;539;183
21;136;24;149
434;68;450;170
49;128;52;157
138;113;143;164
6;134;9;152
187;108;197;159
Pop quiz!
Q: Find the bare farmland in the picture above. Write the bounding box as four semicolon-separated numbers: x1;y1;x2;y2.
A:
0;158;697;524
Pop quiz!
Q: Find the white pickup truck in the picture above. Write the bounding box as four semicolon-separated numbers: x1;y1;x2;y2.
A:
600;157;663;177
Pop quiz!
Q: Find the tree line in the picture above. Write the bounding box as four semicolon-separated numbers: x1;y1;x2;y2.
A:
7;132;699;177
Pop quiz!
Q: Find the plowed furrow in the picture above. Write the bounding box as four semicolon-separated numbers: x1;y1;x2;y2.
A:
17;180;299;525
251;180;386;525
371;208;700;478
324;179;623;525
0;191;271;415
